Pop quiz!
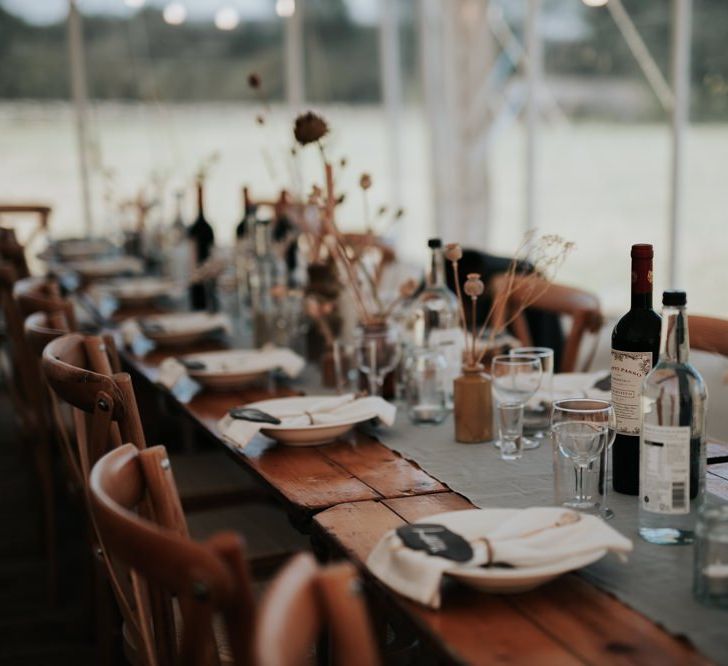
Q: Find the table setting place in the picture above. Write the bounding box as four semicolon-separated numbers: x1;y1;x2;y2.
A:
157;346;306;391
120;311;233;348
217;392;397;448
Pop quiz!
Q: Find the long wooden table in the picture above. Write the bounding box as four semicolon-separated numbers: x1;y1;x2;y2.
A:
114;326;724;665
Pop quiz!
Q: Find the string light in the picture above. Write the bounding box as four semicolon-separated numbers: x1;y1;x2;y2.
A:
163;2;187;25
582;0;608;6
214;6;240;31
276;0;296;18
124;0;146;7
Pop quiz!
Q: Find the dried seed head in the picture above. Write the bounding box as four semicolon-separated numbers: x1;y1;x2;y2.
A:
294;111;329;146
394;207;405;219
399;278;418;299
335;194;346;205
464;273;485;298
359;173;372;190
377;205;387;216
255;114;265;126
444;243;463;263
247;73;261;90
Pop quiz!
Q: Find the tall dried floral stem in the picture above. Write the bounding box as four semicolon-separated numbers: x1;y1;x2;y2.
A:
470;298;477;363
449;261;470;363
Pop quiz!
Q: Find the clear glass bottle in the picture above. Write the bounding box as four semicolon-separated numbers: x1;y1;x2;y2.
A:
235;187;257;307
639;290;708;545
409;238;463;405
249;219;286;345
164;190;190;283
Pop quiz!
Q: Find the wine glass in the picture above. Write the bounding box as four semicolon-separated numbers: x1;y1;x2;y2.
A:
510;347;554;449
356;330;402;397
551;399;615;511
491;355;543;460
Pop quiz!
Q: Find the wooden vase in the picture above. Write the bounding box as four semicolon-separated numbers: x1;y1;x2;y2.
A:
453;364;493;443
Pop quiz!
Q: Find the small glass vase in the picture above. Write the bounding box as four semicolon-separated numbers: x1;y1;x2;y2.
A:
356;319;400;399
453;364;493;443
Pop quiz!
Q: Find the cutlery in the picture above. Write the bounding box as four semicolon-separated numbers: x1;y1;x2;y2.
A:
229;407;282;425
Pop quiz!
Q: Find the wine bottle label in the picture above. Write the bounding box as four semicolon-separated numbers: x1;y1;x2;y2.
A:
640;424;691;514
611;349;652;435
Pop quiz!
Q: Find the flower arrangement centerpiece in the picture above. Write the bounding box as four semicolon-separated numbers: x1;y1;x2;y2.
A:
445;233;574;443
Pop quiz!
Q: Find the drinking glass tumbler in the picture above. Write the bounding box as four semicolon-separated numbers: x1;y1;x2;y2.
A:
491;355;543;460
510;347;554;449
694;503;728;608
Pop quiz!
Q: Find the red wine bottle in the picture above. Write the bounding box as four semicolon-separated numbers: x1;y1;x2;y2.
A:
611;244;661;495
188;179;215;311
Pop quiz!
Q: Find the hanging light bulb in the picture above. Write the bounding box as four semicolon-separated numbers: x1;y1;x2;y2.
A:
214;6;240;31
275;0;295;18
124;0;146;7
582;0;608;6
163;2;187;25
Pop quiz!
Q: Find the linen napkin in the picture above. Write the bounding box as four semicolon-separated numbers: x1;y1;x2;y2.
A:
218;393;397;449
367;507;633;608
156;347;306;390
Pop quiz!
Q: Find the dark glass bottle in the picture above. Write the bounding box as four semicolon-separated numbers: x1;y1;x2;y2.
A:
187;179;215;311
236;187;256;240
611;244;661;495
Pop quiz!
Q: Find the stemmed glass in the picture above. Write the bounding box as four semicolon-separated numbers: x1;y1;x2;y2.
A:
510;347;554;450
491;355;543;460
356;332;402;397
551;399;615;511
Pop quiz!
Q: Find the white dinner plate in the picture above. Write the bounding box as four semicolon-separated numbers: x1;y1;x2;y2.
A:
68;256;144;279
55;238;113;260
141;313;228;347
104;277;180;306
421;509;607;594
180;350;271;390
243;395;377;446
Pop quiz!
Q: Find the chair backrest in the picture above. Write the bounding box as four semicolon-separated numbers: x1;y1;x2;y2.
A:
14;275;78;329
42;332;140;480
689;315;728;356
489;273;603;373
256;553;380;666
89;443;256;666
0;226;31;278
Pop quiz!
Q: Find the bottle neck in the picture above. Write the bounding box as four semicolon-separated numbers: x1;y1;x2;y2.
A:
426;247;445;288
630;255;653;310
255;222;271;256
196;183;205;220
659;305;690;363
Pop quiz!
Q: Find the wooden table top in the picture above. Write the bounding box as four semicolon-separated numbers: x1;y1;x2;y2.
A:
111;322;724;665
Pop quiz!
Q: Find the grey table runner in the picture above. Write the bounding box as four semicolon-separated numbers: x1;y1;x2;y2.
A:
376;411;727;664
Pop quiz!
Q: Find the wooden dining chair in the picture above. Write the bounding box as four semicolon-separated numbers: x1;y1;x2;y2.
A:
0;226;32;279
256;552;380;666
0;205;51;276
89;442;256;666
42;332;307;571
689;315;728;356
489;273;603;373
14;275;79;330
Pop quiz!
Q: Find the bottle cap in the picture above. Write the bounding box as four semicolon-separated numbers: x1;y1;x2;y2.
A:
631;244;653;258
428;238;442;249
663;290;687;306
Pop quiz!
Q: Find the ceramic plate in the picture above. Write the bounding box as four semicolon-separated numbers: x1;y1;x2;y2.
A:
69;256;144;279
105;277;180;306
55;238;113;260
243;395;377;446
141;314;227;347
180;350;270;390
422;509;607;594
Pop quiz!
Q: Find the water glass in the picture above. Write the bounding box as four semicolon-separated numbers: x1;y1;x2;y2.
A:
497;403;524;460
405;348;449;424
510;347;554;449
491;355;542;460
694;503;728;608
357;333;402;398
551;399;615;511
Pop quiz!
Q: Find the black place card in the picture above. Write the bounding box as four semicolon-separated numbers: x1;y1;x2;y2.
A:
396;524;473;562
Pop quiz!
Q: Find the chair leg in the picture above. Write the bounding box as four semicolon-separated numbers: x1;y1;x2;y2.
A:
32;443;58;606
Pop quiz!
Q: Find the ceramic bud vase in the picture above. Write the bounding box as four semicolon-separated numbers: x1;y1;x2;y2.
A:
453;364;493;443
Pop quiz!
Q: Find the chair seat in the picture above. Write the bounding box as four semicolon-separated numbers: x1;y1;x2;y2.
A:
169;450;269;510
186;502;309;565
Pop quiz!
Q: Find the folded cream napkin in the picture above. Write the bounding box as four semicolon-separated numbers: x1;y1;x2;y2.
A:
530;371;611;407
156;348;306;390
367;507;633;608
120;312;232;347
218;393;397;449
